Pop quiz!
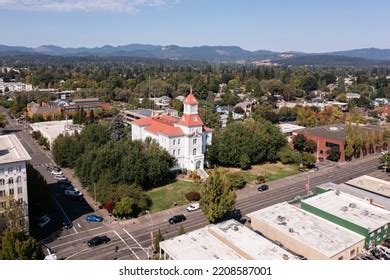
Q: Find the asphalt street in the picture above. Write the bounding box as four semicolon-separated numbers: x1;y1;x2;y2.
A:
1;106;387;260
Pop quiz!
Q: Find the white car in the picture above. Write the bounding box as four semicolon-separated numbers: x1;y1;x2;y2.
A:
65;189;82;197
54;175;67;181
186;203;200;212
38;215;51;228
51;170;63;176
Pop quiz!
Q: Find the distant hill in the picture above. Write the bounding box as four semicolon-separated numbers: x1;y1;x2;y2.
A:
1;43;390;66
328;48;390;61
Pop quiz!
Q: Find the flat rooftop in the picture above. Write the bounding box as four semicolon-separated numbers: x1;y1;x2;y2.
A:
30;120;82;141
247;203;365;258
302;189;390;232
317;182;390;211
346;175;390;198
160;220;297;260
296;123;383;142
0;134;31;164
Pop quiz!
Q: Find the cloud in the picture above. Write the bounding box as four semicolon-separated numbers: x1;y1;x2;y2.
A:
0;0;175;14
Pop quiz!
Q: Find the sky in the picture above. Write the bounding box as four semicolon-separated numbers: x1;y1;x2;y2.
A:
0;0;390;52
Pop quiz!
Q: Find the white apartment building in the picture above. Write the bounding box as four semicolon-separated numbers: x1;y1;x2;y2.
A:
0;134;32;233
131;91;213;171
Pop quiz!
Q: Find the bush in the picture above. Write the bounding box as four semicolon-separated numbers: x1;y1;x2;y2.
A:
239;154;251;170
255;175;266;184
189;170;201;183
185;191;201;201
278;147;301;164
226;172;246;189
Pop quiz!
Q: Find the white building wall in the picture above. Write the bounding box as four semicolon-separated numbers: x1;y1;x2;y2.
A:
0;161;29;231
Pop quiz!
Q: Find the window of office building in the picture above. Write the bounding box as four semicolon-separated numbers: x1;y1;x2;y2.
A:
16;166;21;172
17;187;23;194
0;179;5;186
9;188;14;195
8;167;13;173
8;177;14;185
193;138;197;144
0;190;5;197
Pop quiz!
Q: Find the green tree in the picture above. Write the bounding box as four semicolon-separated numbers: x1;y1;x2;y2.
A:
0;230;44;260
153;229;164;253
109;114;126;141
112;197;134;218
226;172;246;189
52;134;83;167
327;146;340;162
200;169;236;223
293;134;307;152
278;146;301;164
296;107;318;127
239;154;251;170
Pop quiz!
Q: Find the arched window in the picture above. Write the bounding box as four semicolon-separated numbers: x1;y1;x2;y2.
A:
0;179;4;186
16;176;22;183
8;177;14;185
193;148;196;156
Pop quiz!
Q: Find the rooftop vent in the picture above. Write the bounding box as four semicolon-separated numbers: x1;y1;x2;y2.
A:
191;237;197;241
282;254;289;260
362;210;369;216
277;215;286;222
289;228;294;233
201;245;207;250
335;190;340;195
232;225;239;231
340;206;348;212
349;203;357;208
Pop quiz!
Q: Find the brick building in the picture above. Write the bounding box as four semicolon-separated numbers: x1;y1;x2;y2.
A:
293;124;384;162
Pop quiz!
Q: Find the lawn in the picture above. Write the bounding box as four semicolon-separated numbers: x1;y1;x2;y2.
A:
147;180;202;213
225;162;301;184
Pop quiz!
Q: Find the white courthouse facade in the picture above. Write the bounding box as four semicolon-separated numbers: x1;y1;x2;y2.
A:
131;92;213;171
0;134;31;233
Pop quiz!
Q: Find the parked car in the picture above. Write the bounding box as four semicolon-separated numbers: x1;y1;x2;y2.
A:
87;236;110;247
54;175;67;181
257;184;269;192
65;189;82;197
168;214;186;224
47;165;60;172
360;255;377;260
51;169;63;176
186;203;200;212
86;214;103;223
38;215;51;228
59;183;73;189
63;219;72;230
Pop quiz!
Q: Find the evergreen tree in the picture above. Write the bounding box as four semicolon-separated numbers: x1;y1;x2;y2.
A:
109;114;126;141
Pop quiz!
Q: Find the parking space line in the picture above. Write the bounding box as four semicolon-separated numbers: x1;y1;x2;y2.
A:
114;230;140;260
51;230;114;249
123;228;148;256
53;197;78;234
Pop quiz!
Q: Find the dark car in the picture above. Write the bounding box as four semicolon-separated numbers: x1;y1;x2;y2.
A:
63;219;72;229
257;184;269;192
87;236;111;247
168;214;186;224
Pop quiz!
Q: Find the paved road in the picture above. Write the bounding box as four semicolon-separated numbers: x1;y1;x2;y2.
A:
1;106;386;260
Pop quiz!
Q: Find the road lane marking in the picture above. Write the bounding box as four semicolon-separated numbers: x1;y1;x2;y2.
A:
60;226;104;239
114;230;139;260
123;228;148;256
65;248;89;260
53;197;78;234
77;223;81;228
51;230;115;249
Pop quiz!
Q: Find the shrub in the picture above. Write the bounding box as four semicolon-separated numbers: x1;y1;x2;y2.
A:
278;146;301;164
226;172;246;189
239;154;251;170
255;175;266;184
185;191;201;201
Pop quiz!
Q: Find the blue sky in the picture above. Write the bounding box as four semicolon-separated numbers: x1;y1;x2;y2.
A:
1;0;389;52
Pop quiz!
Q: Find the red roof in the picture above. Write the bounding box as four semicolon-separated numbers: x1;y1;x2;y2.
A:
184;92;199;105
176;113;204;127
133;115;184;137
203;126;213;132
